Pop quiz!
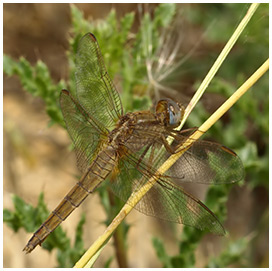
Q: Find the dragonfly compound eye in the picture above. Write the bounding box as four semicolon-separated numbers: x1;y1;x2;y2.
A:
156;99;183;128
167;101;182;127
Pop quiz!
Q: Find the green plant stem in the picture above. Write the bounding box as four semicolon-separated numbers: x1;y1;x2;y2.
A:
108;191;128;268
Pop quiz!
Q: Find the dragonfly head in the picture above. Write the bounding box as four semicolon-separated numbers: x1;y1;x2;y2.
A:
156;99;184;128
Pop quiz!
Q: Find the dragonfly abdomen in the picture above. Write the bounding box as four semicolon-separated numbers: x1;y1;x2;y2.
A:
23;146;117;253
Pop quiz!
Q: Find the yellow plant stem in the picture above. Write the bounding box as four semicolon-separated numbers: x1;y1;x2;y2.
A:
74;58;269;268
179;3;260;129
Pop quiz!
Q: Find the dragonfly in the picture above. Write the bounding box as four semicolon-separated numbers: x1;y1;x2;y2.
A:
24;33;244;253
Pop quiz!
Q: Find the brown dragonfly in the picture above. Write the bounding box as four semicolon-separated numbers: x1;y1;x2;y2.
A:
24;33;244;253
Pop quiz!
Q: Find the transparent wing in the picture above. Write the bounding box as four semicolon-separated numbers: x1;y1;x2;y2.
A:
110;148;225;235
132;177;226;235
117;126;244;185
109;129;244;234
169;139;245;184
75;33;123;131
60;90;108;173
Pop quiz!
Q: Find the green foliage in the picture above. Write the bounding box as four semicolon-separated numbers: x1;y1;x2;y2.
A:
201;74;269;190
3;193;85;267
121;3;177;111
104;255;114;268
3;55;66;127
152;3;268;268
153;228;204;268
206;236;252;267
4;193;48;233
152;237;174;267
3;3;178;267
3;3;268;268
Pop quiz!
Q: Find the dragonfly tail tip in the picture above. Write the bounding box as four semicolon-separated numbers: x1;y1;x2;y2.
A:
23;244;34;254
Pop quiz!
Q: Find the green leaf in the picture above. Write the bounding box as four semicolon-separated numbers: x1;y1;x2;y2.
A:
3;208;21;232
120;12;135;42
3;193;86;267
3;55;65;126
154;3;176;28
104;256;114;268
152;237;173;267
207;237;252;267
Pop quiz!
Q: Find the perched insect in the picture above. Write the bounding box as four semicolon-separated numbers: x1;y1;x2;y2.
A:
24;33;244;253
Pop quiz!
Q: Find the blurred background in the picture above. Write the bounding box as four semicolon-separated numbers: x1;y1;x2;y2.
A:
3;3;268;268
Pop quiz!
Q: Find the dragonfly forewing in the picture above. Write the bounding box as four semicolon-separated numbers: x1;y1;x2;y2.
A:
75;33;123;130
60;89;108;173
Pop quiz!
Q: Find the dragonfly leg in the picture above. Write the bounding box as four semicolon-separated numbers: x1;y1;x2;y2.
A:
161;135;176;154
135;143;153;169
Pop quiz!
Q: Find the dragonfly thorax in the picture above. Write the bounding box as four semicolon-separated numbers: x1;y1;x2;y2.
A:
108;113;135;145
156;99;184;128
109;111;165;153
